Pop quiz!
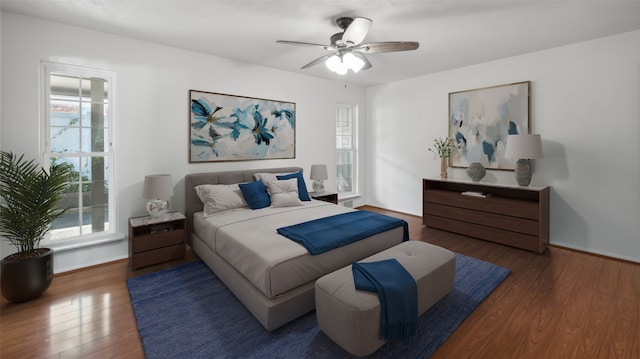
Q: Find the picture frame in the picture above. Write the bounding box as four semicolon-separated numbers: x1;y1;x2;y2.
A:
448;81;530;170
189;90;296;162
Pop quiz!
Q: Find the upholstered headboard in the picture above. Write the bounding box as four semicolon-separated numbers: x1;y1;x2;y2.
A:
184;167;303;243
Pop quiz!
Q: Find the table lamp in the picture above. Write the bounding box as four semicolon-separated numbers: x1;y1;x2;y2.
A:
142;174;173;218
310;165;328;193
504;134;543;186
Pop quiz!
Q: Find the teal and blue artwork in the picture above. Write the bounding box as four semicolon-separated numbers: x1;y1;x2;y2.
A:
448;81;530;170
189;90;295;162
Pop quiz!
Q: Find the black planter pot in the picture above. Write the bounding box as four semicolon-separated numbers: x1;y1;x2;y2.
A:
1;248;54;303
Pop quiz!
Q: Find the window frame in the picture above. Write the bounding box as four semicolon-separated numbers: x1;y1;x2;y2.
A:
40;61;118;246
336;103;358;196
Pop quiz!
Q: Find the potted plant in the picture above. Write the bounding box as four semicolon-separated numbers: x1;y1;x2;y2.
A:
0;151;74;303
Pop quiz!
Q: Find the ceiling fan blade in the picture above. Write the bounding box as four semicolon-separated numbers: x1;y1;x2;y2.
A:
276;40;333;51
301;53;335;69
353;53;372;71
354;41;419;53
342;17;372;46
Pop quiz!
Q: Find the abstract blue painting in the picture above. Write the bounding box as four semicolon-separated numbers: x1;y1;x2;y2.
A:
189;90;295;162
448;81;530;170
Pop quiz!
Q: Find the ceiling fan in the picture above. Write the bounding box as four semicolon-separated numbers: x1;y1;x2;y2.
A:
276;16;419;75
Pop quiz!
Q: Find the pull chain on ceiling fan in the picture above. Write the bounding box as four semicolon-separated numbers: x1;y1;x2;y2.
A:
277;16;419;75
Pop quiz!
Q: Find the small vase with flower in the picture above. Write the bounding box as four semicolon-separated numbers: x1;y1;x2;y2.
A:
429;137;460;178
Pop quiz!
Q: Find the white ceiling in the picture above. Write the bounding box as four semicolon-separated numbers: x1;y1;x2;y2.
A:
3;0;640;87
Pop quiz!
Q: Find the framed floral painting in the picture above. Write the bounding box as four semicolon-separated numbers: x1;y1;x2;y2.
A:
448;81;530;170
189;90;296;162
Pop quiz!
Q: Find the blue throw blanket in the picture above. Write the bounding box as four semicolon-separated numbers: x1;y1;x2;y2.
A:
276;210;409;255
352;259;418;341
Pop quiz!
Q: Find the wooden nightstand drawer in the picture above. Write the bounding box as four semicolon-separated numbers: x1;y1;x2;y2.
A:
131;244;185;270
131;229;186;253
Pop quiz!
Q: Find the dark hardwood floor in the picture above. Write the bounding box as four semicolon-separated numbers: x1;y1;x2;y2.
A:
1;206;638;358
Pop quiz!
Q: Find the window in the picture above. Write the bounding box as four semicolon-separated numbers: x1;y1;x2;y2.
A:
42;62;116;243
336;103;357;195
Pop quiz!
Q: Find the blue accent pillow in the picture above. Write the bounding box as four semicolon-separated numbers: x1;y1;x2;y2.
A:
239;181;271;209
277;171;311;201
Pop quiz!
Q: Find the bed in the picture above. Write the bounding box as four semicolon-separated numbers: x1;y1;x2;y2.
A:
184;167;406;331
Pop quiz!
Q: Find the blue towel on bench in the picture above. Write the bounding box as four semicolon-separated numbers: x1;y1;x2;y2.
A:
277;210;409;255
352;258;418;341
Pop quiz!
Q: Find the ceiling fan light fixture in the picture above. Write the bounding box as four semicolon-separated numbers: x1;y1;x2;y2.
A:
325;54;348;75
325;53;365;75
343;52;365;73
335;62;348;75
277;16;419;75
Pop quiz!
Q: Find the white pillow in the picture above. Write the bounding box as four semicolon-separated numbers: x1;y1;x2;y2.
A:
254;172;292;186
266;179;303;208
195;184;248;216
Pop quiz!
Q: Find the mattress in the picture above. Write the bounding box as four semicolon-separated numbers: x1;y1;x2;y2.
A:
193;200;405;298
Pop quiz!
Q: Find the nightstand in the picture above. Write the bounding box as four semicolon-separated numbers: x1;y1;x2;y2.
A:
310;191;338;205
128;212;187;270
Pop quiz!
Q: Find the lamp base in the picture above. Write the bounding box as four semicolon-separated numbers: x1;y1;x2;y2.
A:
312;180;325;193
146;199;170;218
514;159;532;186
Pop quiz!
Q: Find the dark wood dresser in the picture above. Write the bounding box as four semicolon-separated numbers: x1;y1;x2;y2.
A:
423;178;549;253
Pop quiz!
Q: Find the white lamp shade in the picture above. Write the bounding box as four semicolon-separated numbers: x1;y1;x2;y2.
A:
504;134;543;159
310;165;328;181
142;174;174;199
325;52;365;75
342;53;365;73
325;55;343;73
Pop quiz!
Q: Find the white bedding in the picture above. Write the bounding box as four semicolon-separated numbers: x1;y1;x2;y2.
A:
193;200;405;298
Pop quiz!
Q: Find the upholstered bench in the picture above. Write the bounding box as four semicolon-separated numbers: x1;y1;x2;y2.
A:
315;240;456;356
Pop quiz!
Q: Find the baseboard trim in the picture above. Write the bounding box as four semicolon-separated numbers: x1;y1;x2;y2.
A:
548;244;639;265
357;204;421;219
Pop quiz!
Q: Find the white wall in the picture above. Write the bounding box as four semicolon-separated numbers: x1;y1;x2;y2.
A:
0;12;2;161
0;12;367;272
3;12;638;270
366;30;640;262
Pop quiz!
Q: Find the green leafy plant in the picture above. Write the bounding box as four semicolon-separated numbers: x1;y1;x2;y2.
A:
0;151;74;257
428;137;460;158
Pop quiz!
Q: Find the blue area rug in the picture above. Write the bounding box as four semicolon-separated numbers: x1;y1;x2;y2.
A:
127;253;510;358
